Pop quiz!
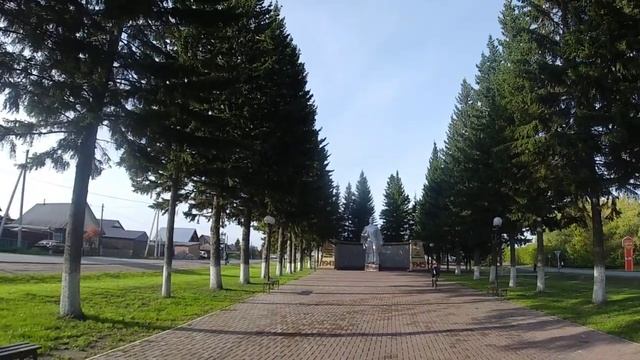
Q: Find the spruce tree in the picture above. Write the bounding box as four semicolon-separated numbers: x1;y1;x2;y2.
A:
380;172;412;242
502;0;640;304
341;183;357;242
0;0;163;318
353;171;375;239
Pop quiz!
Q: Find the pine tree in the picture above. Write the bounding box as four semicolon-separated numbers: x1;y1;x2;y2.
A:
501;0;640;304
341;183;357;242
353;171;375;240
380;172;412;242
0;0;164;318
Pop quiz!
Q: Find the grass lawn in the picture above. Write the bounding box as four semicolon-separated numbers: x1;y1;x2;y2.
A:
0;264;309;358
442;270;640;343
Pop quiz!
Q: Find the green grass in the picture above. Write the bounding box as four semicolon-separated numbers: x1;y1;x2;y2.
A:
0;264;310;358
442;270;640;342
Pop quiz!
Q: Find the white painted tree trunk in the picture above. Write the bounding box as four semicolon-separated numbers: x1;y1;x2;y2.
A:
593;264;606;304
261;260;267;279
455;264;461;275
489;265;496;283
161;178;179;298
209;196;223;290
509;266;517;288
473;266;480;280
536;265;545;292
509;236;516;288
536;228;545;292
590;196;607;305
210;263;222;289
161;263;172;297
276;227;284;277
239;206;251;285
60;271;81;318
60;123;99;318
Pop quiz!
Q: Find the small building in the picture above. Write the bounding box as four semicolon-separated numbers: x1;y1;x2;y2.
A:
157;227;199;259
100;219;149;258
5;203;100;252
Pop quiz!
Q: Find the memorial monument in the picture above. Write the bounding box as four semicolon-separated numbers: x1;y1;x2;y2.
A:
361;216;383;271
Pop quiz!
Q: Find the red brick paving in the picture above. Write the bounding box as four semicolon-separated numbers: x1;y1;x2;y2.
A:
91;270;640;360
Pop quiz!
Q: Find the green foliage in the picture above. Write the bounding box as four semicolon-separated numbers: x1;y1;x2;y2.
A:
0;265;310;357
380;171;411;242
352;171;375;238
341;183;357;242
444;272;640;343
540;198;640;268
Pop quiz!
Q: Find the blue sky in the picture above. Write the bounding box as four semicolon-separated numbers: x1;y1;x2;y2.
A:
279;0;504;209
0;1;504;245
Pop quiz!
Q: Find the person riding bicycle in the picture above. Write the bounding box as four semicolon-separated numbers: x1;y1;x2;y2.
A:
431;262;441;288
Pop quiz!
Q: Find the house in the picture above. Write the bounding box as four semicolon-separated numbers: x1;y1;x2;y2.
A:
5;203;100;251
157;227;199;258
100;219;149;258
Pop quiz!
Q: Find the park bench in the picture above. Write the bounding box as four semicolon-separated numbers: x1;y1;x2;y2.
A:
262;278;280;293
0;342;41;360
486;285;508;299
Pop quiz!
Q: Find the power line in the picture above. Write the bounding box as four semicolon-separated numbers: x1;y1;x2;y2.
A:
30;179;153;205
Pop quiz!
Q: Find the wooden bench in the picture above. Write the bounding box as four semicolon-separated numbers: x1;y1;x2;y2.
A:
0;342;41;359
262;278;280;293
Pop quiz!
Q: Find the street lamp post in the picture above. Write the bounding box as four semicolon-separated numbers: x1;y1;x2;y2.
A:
262;215;276;281
492;217;503;290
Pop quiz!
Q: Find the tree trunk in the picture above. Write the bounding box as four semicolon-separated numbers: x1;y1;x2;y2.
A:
286;231;293;274
291;233;297;272
298;238;304;271
473;248;481;280
536;225;545;292
445;251;450;271
509;235;517;288
490;232;497;284
590;196;607;305
59;123;99;319
276;226;284;277
240;206;252;284
454;246;462;275
209;194;223;290
261;225;271;280
162;177;179;298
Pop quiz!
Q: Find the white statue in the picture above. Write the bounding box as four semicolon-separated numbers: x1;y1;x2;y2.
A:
361;216;383;265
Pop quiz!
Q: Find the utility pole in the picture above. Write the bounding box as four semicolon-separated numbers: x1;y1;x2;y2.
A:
154;210;161;257
98;203;104;256
17;150;29;248
145;209;158;257
0;167;24;244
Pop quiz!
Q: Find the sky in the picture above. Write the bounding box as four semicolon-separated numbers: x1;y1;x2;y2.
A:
0;1;504;246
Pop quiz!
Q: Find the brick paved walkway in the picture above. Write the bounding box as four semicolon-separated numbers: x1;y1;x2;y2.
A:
92;271;640;360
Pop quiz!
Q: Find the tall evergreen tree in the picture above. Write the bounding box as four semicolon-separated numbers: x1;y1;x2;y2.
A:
0;0;164;318
341;183;357;242
502;0;640;304
353;171;375;239
380;171;411;242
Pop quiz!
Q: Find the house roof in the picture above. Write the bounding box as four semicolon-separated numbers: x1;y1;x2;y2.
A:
101;219;148;242
13;203;99;231
157;227;198;243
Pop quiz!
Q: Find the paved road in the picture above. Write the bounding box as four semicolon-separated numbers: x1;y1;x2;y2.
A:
92;270;640;360
0;253;256;274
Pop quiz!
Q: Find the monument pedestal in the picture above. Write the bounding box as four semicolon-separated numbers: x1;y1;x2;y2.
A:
365;263;379;272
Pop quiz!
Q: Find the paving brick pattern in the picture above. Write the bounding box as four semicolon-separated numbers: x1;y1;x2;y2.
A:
92;271;640;360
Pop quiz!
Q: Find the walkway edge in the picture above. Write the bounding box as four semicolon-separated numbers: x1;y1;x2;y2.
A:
445;278;640;346
86;274;307;360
